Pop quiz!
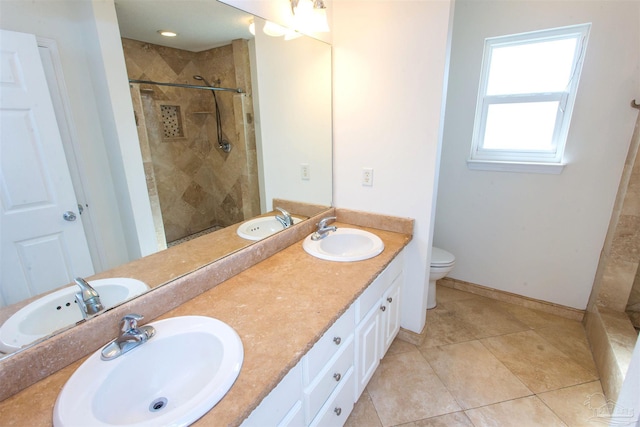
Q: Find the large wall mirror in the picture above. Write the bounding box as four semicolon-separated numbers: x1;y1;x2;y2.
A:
0;0;332;359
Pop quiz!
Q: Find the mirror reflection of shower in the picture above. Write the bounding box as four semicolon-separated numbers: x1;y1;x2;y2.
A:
193;75;232;153
123;39;261;249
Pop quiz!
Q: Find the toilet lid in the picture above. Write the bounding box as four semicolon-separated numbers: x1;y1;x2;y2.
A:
431;247;455;267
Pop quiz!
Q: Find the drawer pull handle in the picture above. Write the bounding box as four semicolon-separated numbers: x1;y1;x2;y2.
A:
333;337;341;345
387;297;393;303
380;305;386;312
334;407;342;416
333;372;341;381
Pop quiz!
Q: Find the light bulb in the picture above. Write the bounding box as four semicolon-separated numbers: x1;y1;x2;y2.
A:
291;0;329;33
263;21;287;37
157;30;177;37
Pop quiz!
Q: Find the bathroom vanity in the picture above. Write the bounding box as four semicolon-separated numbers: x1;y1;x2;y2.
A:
242;245;404;426
0;209;412;426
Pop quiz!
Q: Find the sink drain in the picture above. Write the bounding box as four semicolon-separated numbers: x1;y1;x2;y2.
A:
149;397;168;412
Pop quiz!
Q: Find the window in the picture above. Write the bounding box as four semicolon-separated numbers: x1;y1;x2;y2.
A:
468;24;590;173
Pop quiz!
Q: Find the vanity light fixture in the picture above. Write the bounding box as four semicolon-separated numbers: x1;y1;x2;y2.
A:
263;21;288;37
249;17;288;38
158;30;177;37
284;29;303;41
290;0;330;33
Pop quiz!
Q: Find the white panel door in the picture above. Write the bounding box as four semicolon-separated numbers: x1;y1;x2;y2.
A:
0;29;93;306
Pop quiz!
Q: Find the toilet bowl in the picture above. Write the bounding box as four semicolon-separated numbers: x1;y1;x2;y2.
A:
428;247;455;309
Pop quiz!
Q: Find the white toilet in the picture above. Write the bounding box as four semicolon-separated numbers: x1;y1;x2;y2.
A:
427;247;455;309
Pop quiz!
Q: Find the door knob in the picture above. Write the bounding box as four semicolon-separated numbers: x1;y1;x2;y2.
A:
63;211;77;221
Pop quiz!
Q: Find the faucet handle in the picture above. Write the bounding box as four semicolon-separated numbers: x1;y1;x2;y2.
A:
318;216;337;229
275;207;290;217
120;314;143;332
275;207;292;228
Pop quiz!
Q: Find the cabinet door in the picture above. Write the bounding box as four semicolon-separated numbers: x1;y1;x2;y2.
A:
380;273;402;356
354;303;380;401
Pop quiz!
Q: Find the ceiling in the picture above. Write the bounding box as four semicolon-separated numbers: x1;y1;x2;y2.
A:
114;0;254;52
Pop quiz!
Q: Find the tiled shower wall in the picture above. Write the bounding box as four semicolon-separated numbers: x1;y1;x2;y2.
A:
628;269;640;327
122;38;260;243
584;109;640;400
587;110;640;324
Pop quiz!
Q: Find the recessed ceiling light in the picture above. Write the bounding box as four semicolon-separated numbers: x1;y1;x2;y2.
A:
158;30;177;37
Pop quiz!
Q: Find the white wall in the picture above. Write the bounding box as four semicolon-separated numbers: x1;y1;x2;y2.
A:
435;1;640;309
83;1;157;260
332;1;452;333
253;17;333;210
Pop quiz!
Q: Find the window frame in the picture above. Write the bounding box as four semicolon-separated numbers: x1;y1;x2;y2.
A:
468;24;591;174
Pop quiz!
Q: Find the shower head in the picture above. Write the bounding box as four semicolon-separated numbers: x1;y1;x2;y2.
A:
193;75;212;87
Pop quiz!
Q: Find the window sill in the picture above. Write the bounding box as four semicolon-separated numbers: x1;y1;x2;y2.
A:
466;159;566;174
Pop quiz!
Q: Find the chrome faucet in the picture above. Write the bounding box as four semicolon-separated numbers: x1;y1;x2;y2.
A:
311;216;337;241
74;277;104;319
275;207;293;228
101;314;155;361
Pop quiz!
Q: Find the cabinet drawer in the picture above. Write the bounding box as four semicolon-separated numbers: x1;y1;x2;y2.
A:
242;362;302;427
308;367;355;427
304;304;355;382
304;336;354;422
356;251;403;322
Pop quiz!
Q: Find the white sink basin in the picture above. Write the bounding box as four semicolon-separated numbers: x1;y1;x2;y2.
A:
236;215;302;240
53;315;243;427
0;278;148;353
302;228;384;262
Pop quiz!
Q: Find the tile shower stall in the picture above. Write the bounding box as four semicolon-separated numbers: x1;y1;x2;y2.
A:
123;38;260;245
588;111;640;332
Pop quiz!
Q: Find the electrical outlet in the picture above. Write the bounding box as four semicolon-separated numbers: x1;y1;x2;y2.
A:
362;168;373;186
301;163;310;180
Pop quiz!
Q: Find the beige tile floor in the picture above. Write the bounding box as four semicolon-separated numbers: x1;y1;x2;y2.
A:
345;285;608;427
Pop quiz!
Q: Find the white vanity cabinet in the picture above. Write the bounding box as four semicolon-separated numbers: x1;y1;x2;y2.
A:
242;305;356;427
242;250;404;427
354;252;403;400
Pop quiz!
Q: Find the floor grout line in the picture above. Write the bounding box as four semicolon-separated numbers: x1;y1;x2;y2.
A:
348;285;604;426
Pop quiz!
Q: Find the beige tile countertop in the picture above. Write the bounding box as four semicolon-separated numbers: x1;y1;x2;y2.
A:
0;215;412;426
0;200;322;326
